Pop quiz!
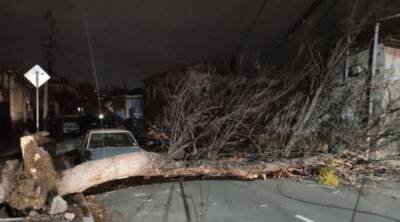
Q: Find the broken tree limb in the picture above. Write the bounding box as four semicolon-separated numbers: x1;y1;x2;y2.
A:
163;154;331;179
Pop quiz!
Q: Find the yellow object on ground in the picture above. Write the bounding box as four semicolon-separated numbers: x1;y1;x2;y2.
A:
318;166;339;187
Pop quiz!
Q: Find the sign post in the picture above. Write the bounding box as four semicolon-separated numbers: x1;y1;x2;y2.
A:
24;65;50;132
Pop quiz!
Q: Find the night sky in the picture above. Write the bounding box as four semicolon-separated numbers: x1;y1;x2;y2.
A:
0;0;388;88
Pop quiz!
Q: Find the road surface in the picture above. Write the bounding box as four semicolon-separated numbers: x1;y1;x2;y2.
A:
94;179;400;222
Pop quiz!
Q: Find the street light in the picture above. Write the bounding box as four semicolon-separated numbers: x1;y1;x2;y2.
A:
47;4;104;128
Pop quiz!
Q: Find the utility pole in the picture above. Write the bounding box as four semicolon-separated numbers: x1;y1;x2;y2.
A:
36;71;39;132
43;9;54;130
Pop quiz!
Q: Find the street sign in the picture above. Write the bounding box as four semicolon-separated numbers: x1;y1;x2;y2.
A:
24;65;50;88
24;65;50;132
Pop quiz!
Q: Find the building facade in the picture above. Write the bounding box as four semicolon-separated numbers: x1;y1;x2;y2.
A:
0;67;33;123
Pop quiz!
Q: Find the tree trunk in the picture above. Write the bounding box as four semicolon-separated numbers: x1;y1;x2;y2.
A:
58;152;162;196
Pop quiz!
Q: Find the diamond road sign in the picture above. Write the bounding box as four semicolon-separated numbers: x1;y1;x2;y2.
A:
24;65;50;88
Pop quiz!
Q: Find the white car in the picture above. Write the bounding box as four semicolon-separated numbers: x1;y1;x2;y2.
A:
79;129;142;161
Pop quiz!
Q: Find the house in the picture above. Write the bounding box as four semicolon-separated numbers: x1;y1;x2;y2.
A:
0;66;80;137
47;75;79;117
344;38;400;155
0;67;33;123
0;67;34;143
110;88;145;121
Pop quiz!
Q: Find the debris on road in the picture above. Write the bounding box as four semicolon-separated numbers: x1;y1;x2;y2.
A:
63;212;75;221
86;195;108;222
49;195;68;215
327;150;400;185
318;166;339;187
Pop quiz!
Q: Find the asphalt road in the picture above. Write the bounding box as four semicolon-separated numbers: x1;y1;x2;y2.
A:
94;179;400;222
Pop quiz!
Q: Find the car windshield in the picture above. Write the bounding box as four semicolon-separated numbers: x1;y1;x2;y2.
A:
89;132;137;149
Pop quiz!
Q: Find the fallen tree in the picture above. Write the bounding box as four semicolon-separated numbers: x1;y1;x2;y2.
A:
3;132;334;211
4;131;399;212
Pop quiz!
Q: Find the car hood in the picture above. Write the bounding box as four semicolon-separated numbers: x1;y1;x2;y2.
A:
89;146;143;160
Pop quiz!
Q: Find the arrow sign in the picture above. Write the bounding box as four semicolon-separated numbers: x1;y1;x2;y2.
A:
24;65;50;88
24;65;50;132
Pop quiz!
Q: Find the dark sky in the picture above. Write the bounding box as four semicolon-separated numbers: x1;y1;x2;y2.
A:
0;0;389;88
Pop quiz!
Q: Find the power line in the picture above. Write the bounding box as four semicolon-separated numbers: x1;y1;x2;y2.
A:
53;42;152;70
52;24;226;70
307;0;339;34
1;6;228;55
52;26;232;75
235;0;270;55
264;0;336;65
53;45;87;82
50;15;227;53
53;26;157;73
274;0;325;50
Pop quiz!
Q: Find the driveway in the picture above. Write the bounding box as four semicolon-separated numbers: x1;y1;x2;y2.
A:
94;179;400;222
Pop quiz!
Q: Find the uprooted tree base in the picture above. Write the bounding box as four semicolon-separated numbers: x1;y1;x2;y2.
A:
6;132;58;210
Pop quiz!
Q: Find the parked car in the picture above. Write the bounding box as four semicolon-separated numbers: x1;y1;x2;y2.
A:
78;129;142;161
60;115;81;135
62;121;80;135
